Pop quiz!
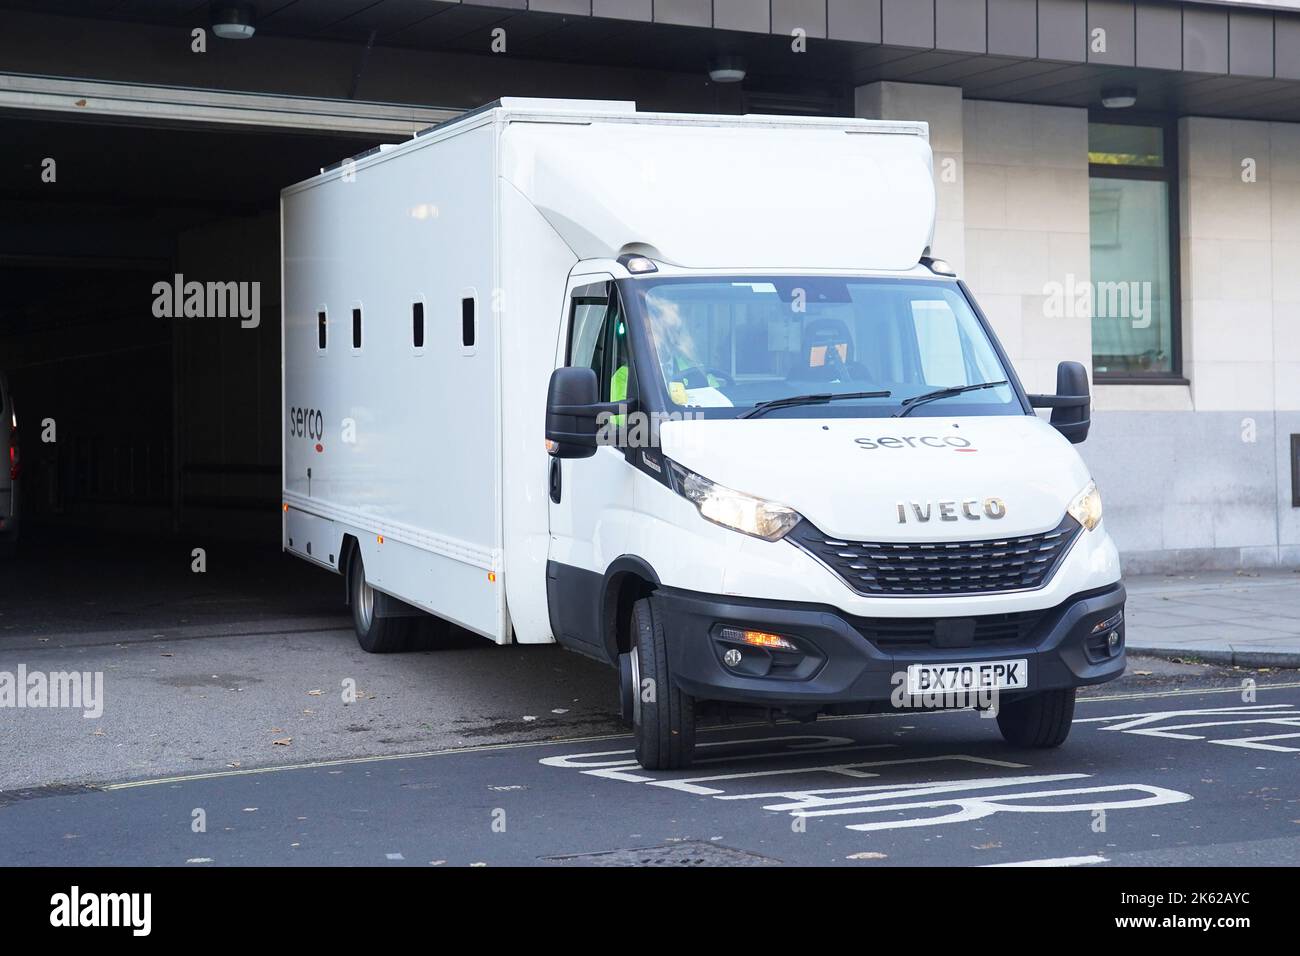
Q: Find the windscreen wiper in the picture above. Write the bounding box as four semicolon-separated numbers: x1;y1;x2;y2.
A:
893;380;1009;418
739;390;891;420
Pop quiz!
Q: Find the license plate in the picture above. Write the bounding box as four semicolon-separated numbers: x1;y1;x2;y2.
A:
906;659;1029;694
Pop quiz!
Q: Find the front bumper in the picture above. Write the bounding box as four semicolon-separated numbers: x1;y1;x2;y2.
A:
656;582;1126;707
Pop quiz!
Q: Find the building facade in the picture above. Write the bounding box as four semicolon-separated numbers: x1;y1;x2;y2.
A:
0;0;1297;570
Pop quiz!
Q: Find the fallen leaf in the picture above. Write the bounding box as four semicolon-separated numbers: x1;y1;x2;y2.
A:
972;842;1002;850
273;737;292;746
307;689;323;696
847;851;887;861
1134;670;1152;676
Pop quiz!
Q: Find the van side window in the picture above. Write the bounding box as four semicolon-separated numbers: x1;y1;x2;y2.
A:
317;310;327;350
461;297;475;348
351;307;362;349
412;302;425;349
567;281;635;406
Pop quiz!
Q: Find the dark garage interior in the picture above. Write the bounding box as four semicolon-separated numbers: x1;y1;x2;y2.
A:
0;116;390;541
0;115;396;635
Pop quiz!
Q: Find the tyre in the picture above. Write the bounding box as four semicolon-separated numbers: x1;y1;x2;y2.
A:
996;687;1076;748
630;596;696;770
348;549;412;653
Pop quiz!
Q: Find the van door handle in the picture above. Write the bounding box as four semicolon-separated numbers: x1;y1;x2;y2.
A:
549;458;562;504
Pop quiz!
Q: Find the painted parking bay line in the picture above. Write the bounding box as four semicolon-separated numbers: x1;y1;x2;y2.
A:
1075;703;1300;752
984;854;1108;868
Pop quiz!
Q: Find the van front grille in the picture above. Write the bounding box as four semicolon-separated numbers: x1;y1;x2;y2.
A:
851;610;1048;650
790;515;1081;596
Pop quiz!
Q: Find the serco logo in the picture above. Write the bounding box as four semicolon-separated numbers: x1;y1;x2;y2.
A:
856;435;976;452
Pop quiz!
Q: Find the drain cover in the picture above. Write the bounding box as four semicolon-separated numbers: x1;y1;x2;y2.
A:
545;841;779;867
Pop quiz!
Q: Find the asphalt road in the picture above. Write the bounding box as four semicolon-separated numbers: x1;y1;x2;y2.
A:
3;681;1296;867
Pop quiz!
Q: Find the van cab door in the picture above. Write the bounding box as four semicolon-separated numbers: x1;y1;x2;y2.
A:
545;273;638;656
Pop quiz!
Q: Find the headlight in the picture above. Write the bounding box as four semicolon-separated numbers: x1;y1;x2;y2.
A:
1067;480;1103;531
666;459;801;541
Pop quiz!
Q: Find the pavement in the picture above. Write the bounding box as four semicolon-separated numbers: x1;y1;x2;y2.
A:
1125;569;1300;667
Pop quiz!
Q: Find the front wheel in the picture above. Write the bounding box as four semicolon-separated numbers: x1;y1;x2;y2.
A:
629;596;696;770
996;687;1076;748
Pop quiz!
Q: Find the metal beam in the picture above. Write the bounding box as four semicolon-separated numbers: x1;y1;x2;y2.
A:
0;73;460;135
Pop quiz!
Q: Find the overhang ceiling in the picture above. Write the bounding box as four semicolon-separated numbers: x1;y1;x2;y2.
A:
2;1;1300;121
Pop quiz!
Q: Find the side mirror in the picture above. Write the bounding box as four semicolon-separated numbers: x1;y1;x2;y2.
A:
1028;360;1091;444
545;367;602;459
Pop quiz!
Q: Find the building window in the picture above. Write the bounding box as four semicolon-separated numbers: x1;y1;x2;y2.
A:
351;306;362;350
317;310;327;350
1088;120;1180;380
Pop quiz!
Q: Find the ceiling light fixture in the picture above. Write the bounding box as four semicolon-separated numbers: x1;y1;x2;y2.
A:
708;55;747;84
211;2;257;40
1101;86;1137;109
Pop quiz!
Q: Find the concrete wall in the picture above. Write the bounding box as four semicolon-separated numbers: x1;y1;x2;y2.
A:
856;82;1300;571
962;99;1094;397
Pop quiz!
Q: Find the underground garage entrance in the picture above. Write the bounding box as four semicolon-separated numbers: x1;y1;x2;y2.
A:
0;103;421;637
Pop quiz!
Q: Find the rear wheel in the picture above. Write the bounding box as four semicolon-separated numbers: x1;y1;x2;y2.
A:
348;549;412;653
629;596;696;770
996;687;1076;748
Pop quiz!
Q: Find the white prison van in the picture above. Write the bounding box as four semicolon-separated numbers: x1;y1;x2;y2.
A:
281;98;1124;769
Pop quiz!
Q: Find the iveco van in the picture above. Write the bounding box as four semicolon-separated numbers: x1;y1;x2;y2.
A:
281;99;1124;770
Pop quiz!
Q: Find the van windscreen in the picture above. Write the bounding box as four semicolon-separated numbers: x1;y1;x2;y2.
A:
621;276;1019;420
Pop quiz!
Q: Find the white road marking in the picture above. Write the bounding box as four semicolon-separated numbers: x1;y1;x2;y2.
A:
722;773;1090;813
839;783;1191;832
542;742;1194;836
984;855;1108;868
645;754;1028;796
1077;704;1300;752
